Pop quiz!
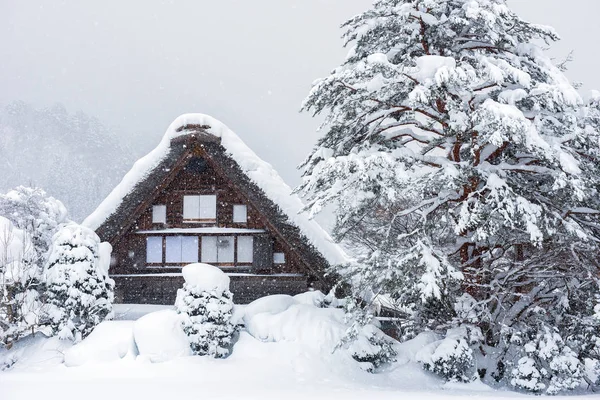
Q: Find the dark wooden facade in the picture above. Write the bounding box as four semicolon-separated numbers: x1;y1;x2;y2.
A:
95;128;334;305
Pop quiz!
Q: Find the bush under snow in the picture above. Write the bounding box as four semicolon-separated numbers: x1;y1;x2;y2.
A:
175;263;236;358
133;309;191;363
416;326;481;383
44;223;114;342
243;293;397;372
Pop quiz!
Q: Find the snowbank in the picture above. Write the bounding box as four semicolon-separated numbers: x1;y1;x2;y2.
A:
0;334;71;370
243;293;361;355
246;303;347;352
64;321;137;366
180;263;230;294
133;309;191;362
243;294;298;326
82;113;349;266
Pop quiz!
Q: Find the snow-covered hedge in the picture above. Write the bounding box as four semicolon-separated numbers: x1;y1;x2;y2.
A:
243;293;396;372
175;263;236;358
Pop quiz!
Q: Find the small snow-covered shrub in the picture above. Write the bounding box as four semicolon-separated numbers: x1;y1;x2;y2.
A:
507;324;583;395
339;299;397;372
416;326;480;383
175;263;236;358
44;223;114;342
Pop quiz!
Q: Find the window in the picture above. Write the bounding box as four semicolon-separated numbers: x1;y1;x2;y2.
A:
183;195;217;221
146;237;163;263
217;236;234;263
152;205;166;224
237;236;253;263
201;236;235;264
273;252;285;264
233;205;247;223
165;236;198;263
201;236;218;263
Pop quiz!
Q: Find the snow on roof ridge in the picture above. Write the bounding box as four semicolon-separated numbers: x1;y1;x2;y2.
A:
83;113;350;266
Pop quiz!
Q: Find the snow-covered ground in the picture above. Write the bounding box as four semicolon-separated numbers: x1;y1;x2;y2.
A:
0;299;595;400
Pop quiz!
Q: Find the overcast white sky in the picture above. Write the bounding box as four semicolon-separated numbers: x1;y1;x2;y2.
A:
2;0;600;188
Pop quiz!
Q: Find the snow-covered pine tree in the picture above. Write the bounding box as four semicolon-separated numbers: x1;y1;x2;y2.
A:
175;263;236;358
44;223;114;341
300;0;600;392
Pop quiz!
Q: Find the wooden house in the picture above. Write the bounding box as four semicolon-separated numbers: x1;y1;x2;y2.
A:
83;114;348;305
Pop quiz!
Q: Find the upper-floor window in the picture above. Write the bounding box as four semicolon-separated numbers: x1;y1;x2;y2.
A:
233;205;247;223
183;195;216;222
152;205;167;224
273;252;285;264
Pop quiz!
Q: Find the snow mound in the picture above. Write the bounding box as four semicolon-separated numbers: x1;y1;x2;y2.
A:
243;294;352;353
243;294;297;326
64;321;137;367
246;303;347;352
181;263;230;294
82;113;349;266
395;331;441;365
133;309;191;362
0;334;71;371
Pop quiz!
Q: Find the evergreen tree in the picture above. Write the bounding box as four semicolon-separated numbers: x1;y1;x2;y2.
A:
44;223;114;342
175;264;236;358
300;0;600;392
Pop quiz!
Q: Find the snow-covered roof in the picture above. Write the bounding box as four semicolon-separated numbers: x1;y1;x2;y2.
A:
83;114;349;267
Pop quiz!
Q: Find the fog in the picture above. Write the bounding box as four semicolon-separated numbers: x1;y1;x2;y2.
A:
2;0;600;188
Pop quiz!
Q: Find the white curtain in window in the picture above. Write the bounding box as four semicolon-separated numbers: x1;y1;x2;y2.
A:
237;236;253;263
152;205;167;223
165;236;182;263
166;236;199;263
273;252;285;264
146;237;163;263
181;236;199;263
233;205;247;223
217;236;234;263
201;236;218;263
183;195;200;220
199;195;217;219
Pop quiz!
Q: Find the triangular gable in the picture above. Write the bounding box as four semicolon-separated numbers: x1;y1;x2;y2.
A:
84;115;350;286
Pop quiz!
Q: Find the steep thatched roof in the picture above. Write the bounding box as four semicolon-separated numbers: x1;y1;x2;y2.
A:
84;114;350;285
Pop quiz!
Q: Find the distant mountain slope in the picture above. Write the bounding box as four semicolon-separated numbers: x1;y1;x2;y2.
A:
0;101;134;221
